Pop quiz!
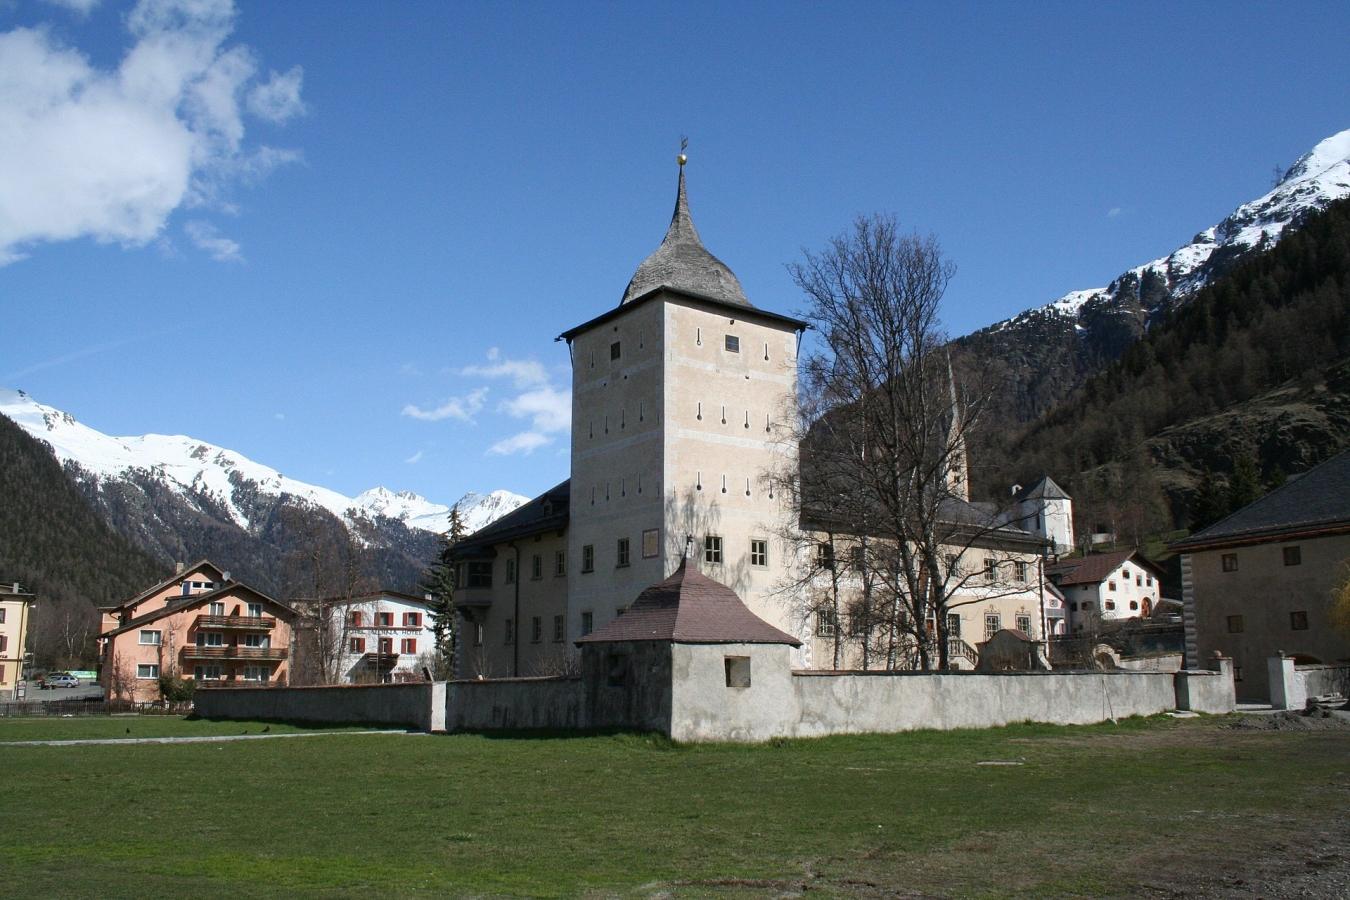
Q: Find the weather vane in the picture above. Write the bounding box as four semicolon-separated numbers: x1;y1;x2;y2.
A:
678;136;688;166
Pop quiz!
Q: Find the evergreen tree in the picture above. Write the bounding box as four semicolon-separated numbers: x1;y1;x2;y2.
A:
1189;469;1227;531
420;503;467;678
1226;454;1263;516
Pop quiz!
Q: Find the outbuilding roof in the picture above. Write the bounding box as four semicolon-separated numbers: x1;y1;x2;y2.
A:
576;558;801;646
1046;550;1164;587
1170;450;1350;551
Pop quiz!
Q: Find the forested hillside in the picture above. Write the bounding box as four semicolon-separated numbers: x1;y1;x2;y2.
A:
0;414;167;666
978;197;1350;539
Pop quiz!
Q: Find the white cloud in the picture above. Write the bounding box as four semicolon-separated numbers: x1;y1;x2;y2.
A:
42;0;101;15
501;384;571;434
247;65;305;123
404;449;424;464
184;219;241;262
273;412;284;421
488;431;551;456
1107;207;1122;218
402;387;488;423
0;0;303;265
460;347;549;388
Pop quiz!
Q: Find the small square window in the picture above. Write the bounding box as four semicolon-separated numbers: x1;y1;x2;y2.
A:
642;528;659;559
724;655;751;688
616;538;630;568
1221;553;1238;573
1129;600;1139;611
704;535;723;565
610;341;621;361
582;544;594;573
750;539;768;567
1104;600;1116;611
725;335;740;353
1227;615;1244;634
1283;546;1301;567
1107;581;1117;591
1290;610;1309;631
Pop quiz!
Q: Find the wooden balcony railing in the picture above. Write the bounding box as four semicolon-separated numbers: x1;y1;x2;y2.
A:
181;646;288;661
194;615;276;631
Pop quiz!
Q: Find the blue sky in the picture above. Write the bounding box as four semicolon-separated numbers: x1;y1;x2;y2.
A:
3;0;1348;505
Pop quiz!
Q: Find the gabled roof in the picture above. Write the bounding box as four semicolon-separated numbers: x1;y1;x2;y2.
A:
1014;476;1072;502
620;162;751;309
576;559;800;646
1171;450;1350;551
1047;550;1163;587
100;581;295;639
100;559;224;612
448;480;570;558
319;590;431;608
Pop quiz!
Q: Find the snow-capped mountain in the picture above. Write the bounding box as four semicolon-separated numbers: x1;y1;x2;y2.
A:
0;387;528;537
957;127;1350;425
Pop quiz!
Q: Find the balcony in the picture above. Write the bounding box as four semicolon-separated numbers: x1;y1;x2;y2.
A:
452;590;492;610
181;646;288;661
194;614;276;631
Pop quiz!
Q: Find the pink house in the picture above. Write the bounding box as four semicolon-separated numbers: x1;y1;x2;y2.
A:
98;560;298;703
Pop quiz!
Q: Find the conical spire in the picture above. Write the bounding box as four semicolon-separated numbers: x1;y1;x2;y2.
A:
619;154;752;308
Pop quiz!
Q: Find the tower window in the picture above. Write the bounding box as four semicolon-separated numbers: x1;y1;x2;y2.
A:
750;539;767;567
610;341;621;360
704;535;723;564
725;335;740;353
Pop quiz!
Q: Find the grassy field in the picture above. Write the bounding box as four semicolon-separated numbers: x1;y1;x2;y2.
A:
0;716;386;743
0;714;1346;897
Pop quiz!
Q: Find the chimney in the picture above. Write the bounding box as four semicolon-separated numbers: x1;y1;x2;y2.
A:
175;561;185;575
222;571;231;582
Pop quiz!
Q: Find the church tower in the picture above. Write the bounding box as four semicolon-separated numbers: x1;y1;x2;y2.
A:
558;155;809;655
944;353;970;502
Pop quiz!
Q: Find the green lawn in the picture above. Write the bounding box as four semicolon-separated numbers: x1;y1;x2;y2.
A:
0;715;1345;897
0;716;388;743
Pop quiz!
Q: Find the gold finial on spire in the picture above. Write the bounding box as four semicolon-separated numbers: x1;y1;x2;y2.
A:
677;135;688;167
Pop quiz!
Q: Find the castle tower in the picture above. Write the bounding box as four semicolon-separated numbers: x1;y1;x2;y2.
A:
558;155;809;656
944;352;969;502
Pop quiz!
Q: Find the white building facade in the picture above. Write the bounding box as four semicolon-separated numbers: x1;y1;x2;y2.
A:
333;591;437;683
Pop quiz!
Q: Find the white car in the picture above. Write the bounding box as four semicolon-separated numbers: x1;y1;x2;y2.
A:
44;673;80;688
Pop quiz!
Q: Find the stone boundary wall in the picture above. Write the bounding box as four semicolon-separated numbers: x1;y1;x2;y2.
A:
444;676;582;732
194;682;442;731
1297;663;1350;701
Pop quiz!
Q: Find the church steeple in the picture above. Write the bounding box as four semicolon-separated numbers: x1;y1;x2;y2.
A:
945;352;969;502
619;152;752;308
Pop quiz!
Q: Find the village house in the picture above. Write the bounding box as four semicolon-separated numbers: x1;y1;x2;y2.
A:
1171;450;1350;702
330;590;438;683
449;159;1070;676
1047;549;1167;633
1;580;35;699
97;561;297;702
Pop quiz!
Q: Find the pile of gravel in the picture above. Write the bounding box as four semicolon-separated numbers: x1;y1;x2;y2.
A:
1222;709;1350;731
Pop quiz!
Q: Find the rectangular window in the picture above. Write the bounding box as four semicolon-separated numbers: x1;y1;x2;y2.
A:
198;632;223;647
983;559;995;582
467;561;493;588
243;633;265;648
816;609;837;637
945;554;960;576
244;666;268;682
139;630;162;645
1107;581;1117;592
817;543;835;571
402;612;422;628
247;602;263;618
473;624;483;647
1290;610;1309;631
704;535;723;565
553;614;564;642
209;601;226;616
531;554;543;580
1227;615;1244;634
985;614;1001;639
1104;600;1116;611
193;665;222;681
724;656;751;688
610;340;621;360
531;616;542;643
582;545;595;573
1221;553;1238;573
505;558;516;584
750;539;768;567
580;611;593;636
555;550;566;576
642;528;659;559
616;538;630;568
401;638;418;654
350;637;366;653
1146;575;1153;587
1016;614;1032;634
947;613;961;637
350;611;364;627
1283;546;1302;567
136;664;159;679
504;618;514;644
724;334;740;353
378;637;393;654
1015;561;1028;582
377;612;393;627
0;608;5;623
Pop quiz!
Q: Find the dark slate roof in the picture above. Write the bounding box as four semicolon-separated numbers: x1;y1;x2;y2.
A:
1047;550;1163;587
1014;476;1071;502
100;581;295;639
619;164;751;309
576;559;801;646
448;480;570;558
1171;450;1350;551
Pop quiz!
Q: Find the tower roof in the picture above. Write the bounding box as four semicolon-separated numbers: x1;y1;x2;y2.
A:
619;162;752;308
576;558;800;646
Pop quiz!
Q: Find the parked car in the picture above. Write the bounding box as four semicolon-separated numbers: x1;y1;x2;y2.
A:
44;673;79;688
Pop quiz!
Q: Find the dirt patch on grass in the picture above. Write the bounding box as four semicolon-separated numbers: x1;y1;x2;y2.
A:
1222;710;1350;732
